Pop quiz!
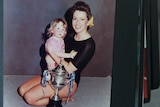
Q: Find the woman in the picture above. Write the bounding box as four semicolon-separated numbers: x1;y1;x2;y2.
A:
18;1;95;106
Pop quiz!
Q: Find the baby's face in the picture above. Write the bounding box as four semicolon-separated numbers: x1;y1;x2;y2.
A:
53;22;67;38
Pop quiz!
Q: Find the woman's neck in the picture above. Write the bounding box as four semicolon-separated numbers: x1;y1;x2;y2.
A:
75;32;91;41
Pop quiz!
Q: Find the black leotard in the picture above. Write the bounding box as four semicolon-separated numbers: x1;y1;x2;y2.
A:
64;33;96;85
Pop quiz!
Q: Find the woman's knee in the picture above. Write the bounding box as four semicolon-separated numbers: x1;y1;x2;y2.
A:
17;86;25;97
18;84;37;105
23;92;36;105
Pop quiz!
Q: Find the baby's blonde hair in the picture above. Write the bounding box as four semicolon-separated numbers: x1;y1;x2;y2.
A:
47;18;68;37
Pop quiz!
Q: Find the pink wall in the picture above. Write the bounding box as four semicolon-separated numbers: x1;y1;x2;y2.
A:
3;0;115;77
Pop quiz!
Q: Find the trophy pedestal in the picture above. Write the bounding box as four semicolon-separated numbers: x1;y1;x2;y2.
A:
46;99;62;107
46;83;64;107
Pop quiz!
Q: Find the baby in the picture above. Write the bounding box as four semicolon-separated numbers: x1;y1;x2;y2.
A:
45;18;77;70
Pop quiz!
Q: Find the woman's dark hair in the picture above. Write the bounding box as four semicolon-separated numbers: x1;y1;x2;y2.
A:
41;24;50;42
71;1;92;20
64;1;92;34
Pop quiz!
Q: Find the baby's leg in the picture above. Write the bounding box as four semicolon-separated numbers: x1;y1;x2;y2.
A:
45;54;56;70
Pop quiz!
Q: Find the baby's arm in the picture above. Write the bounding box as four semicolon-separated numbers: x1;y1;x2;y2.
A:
56;50;77;59
45;40;77;59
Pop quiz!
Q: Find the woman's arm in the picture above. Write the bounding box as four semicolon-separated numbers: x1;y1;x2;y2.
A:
46;43;77;73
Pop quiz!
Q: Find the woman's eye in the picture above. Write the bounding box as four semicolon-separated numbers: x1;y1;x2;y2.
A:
81;18;85;21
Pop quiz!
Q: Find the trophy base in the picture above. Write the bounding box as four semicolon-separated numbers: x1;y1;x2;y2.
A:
46;99;63;107
52;95;61;101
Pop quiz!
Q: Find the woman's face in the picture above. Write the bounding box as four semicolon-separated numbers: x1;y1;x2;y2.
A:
72;10;90;34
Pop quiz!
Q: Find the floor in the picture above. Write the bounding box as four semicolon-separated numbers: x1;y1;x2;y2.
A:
3;75;111;107
143;88;160;107
3;75;160;107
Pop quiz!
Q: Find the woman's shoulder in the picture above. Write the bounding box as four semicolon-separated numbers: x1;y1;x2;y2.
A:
81;37;95;52
85;37;95;45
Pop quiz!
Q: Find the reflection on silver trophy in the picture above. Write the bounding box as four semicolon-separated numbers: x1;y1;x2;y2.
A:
41;64;75;103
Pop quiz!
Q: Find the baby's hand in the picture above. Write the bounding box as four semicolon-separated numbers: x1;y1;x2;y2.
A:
70;50;77;59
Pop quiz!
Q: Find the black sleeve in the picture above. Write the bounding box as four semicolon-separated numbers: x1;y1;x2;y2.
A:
71;39;95;70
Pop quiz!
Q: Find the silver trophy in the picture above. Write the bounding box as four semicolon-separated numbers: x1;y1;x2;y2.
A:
51;64;68;101
42;64;75;107
42;64;68;107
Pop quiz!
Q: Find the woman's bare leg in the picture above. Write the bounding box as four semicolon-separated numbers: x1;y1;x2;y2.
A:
18;75;77;106
23;82;77;106
23;83;55;106
18;75;42;97
17;75;55;106
59;81;77;102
